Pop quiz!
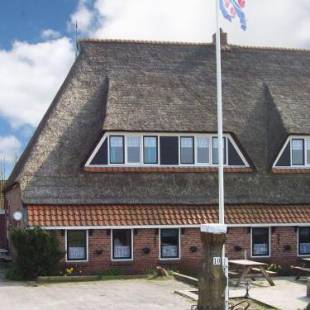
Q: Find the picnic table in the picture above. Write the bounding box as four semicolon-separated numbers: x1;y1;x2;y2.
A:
229;259;275;287
291;258;310;280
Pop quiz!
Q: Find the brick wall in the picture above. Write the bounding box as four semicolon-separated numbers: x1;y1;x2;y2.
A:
58;226;301;275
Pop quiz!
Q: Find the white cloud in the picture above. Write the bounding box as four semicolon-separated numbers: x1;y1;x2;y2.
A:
69;0;95;33
0;38;75;128
0;135;21;163
2;0;310;132
41;29;61;40
75;0;310;48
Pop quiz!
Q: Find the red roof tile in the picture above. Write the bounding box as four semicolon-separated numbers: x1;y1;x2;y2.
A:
27;204;310;227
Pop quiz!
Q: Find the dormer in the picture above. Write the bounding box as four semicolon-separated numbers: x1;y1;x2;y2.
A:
85;132;250;172
273;136;310;170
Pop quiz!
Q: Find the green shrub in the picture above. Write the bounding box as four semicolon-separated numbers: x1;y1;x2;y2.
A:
96;267;122;277
8;227;64;280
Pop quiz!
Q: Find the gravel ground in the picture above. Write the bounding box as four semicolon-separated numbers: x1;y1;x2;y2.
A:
0;277;194;310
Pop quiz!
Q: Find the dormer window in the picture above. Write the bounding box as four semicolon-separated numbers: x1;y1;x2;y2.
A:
197;137;209;164
292;139;304;166
86;132;249;168
274;136;310;168
110;136;124;164
143;136;158;164
212;137;227;165
127;136;141;163
180;137;194;164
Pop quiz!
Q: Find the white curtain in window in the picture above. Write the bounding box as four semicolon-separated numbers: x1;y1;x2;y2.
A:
254;243;268;255
68;247;85;260
162;245;178;257
114;246;130;258
111;137;123;147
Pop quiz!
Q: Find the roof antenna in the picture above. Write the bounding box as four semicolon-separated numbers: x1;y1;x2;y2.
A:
75;20;79;58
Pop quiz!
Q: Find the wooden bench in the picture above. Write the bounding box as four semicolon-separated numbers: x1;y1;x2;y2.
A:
291;266;310;280
251;267;277;276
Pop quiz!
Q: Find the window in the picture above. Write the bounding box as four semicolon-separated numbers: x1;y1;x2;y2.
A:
252;228;270;257
160;229;180;259
299;227;310;256
127;136;141;163
160;136;179;165
110;136;124;164
144;136;158;164
112;229;132;260
212;137;227;165
87;132;249;168
292;139;304;166
197;137;209;164
180;137;194;164
307;139;310;165
66;230;87;261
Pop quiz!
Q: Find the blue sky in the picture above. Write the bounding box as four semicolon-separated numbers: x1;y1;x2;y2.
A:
0;0;77;49
1;0;310;178
0;0;78;177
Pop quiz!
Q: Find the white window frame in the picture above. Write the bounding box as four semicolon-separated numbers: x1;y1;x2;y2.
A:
273;136;310;168
109;135;125;165
297;227;310;257
143;135;159;165
159;228;181;261
196;136;210;165
179;136;195;165
126;134;142;165
65;230;89;263
251;227;271;258
85;132;249;168
111;229;134;262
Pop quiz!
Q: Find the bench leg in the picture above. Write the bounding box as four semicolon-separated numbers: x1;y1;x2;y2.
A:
236;267;251;287
259;267;275;286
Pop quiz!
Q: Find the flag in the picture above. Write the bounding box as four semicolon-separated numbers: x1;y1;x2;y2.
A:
220;0;247;31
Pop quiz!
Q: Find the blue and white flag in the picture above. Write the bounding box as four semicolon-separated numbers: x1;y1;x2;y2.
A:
220;0;247;31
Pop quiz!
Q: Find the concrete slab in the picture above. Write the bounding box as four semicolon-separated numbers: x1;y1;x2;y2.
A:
229;277;310;310
0;278;195;310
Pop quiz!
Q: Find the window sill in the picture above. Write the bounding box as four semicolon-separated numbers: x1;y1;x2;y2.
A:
159;258;181;261
84;166;253;173
272;168;310;174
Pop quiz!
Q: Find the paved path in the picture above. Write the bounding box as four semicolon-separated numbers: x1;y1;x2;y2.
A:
0;278;194;310
0;270;309;310
230;277;310;310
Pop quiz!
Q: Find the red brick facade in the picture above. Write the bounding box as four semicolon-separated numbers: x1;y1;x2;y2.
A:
59;227;301;275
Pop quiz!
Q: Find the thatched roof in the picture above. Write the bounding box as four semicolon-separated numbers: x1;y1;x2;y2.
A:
5;38;310;205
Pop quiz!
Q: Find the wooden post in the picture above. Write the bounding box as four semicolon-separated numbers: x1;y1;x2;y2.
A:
198;224;227;310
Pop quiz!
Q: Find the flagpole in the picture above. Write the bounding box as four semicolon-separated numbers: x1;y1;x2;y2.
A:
215;0;225;225
215;1;228;309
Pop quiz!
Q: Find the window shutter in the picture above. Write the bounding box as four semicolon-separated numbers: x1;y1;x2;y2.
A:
228;140;245;166
160;137;179;165
90;139;108;165
276;142;291;166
